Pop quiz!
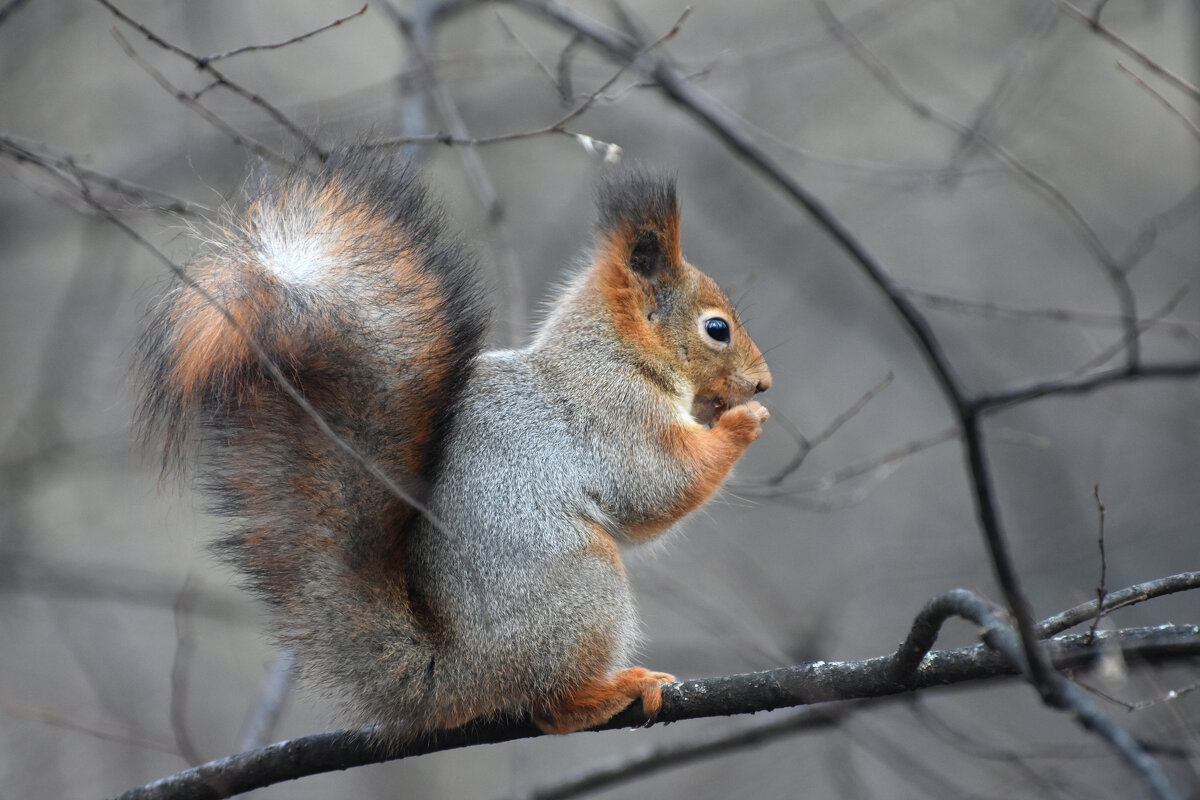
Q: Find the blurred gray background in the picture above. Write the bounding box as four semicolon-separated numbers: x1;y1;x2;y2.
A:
1;0;1197;798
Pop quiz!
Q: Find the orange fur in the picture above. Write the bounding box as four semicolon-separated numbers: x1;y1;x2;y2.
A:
533;667;676;734
590;239;669;360
622;403;767;542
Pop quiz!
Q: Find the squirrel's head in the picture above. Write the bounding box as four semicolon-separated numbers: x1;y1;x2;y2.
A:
590;171;771;427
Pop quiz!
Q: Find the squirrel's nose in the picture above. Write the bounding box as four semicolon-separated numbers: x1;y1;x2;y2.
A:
754;371;772;394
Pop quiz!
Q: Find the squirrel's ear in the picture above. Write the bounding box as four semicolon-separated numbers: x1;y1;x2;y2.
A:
629;227;669;284
595;171;681;286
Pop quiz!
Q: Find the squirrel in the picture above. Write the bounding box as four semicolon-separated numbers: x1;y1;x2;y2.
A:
136;149;772;738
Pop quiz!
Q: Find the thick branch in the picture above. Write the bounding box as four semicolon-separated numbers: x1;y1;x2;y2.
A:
105;622;1200;800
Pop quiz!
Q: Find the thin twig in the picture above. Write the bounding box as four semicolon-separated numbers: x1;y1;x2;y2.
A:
812;0;1140;368
945;2;1058;169
0;134;202;216
97;0;326;160
1087;485;1108;644
108;27;292;167
4;703;180;756
366;5;691;153
509;706;854;800
1076;678;1200;713
170;575;203;766
910;696;1105;763
387;1;530;341
0;554;246;619
1118;184;1200;272
492;8;561;92
1053;0;1200;102
1070;287;1192;376
1115;62;1200;142
736;425;957;498
905;285;1198;342
971;359;1200;412
839;715;982;798
762;372;894;485
205;5;367;62
237;651;295;752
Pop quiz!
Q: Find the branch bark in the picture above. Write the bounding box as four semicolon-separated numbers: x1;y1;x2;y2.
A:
106;603;1200;800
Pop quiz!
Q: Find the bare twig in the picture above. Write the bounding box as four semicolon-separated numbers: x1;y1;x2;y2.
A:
170;575;203;767
1075;313;1191;385
205;5;367;62
237;651;295;752
946;1;1058;169
640;571;798;668
0;555;246;619
108;28;291;167
97;0;326;160
911;696;1105;763
905;285;1198;342
0;134;201;215
492;9;561;93
839;716;983;798
1115;62;1200;142
971;359;1200;412
761;372;894;485
1119;184;1200;272
1038;572;1200;638
736;425;957;498
385;0;530;342
1053;0;1200;102
1087;485;1109;644
0;134;202;216
812;0;1141;368
1076;678;1200;713
5;703;180;756
508;706;854;800
366;4;691;154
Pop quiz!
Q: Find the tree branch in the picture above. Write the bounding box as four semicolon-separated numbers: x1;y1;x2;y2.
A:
105;580;1200;800
1038;571;1200;638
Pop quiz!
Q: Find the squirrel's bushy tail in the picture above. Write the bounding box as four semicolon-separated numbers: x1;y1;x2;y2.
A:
135;151;487;725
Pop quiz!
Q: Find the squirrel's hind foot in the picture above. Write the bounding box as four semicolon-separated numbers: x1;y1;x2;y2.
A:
531;667;675;734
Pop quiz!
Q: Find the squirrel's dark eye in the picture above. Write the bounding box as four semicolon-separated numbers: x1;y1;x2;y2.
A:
704;317;731;343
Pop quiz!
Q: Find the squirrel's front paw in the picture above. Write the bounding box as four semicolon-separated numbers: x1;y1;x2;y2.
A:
717;400;769;444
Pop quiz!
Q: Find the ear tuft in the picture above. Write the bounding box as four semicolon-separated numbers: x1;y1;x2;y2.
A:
594;170;681;283
595;170;678;234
